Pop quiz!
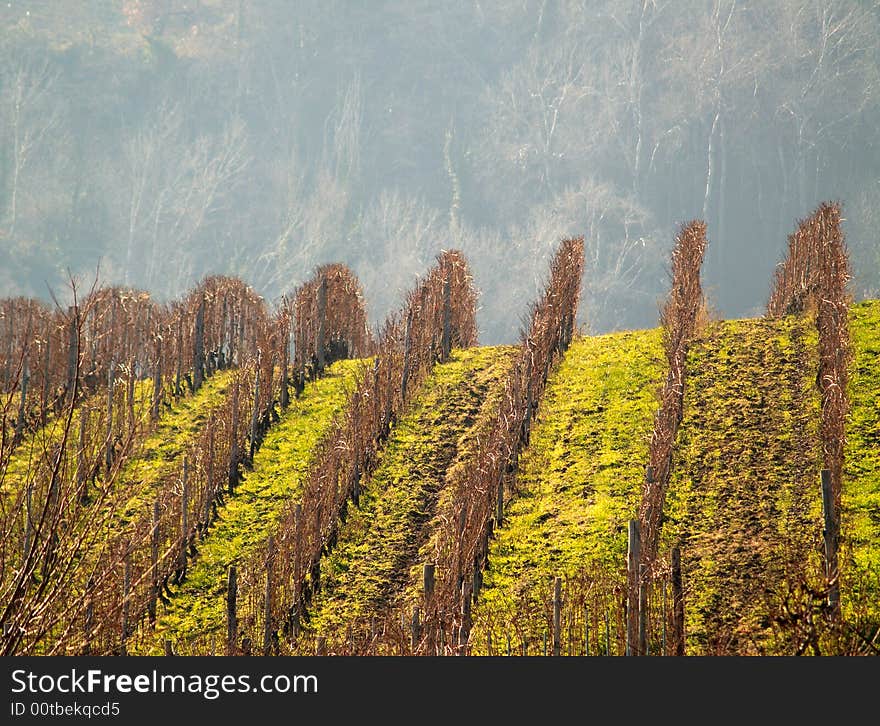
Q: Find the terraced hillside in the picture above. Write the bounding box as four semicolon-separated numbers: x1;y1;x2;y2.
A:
469;329;665;655
470;303;879;656
662;316;822;655
305;346;516;649
131;359;361;654
12;304;874;656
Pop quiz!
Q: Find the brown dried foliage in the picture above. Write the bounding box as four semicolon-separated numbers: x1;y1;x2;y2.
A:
300;239;584;656
639;221;708;567
231;251;478;654
767;202;851;508
1;265;373;654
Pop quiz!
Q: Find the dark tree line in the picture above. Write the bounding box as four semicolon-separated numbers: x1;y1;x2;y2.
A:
1;1;878;342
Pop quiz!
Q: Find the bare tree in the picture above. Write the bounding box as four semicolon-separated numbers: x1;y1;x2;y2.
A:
114;109;251;295
519;179;660;332
351;189;444;322
0;55;62;237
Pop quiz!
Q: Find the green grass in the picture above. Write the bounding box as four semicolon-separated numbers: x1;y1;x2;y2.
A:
662;316;823;655
306;346;517;640
114;370;237;525
470;329;665;654
2;379;157;498
471;309;880;656
134;359;361;654
842;300;880;633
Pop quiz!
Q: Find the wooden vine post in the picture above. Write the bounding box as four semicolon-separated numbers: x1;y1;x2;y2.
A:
228;382;240;495
552;577;562;656
149;500;159;622
671;544;685;656
226;565;237;656
821;469;840;618
626;519;641;656
316;276;327;373
263;536;274;655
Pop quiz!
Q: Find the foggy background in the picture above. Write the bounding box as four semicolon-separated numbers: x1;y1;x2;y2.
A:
1;0;878;344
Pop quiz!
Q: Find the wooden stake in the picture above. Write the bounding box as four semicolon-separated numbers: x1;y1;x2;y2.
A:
121;549;131;655
105;361;115;473
193;296;205;391
280;320;290;410
179;457;189;578
151;339;162;421
226;565;237;655
174;316;182;397
662;581;667;656
77;408;89;501
149;501;159;622
461;579;472;643
821;469;840;617
249;365;260;461
411;606;421;653
316;277;327;373
203;421;215;532
638;563;648;657
126;359;136;434
401;307;413;400
626;519;640;656
40;320;50;426
263;536;274;655
423;563;435;610
671;545;684;656
66;306;77;404
552;577;562;656
441;275;452;361
604;606;611;656
23;484;33;561
584;606;590;656
228;383;240;495
293;503;303;600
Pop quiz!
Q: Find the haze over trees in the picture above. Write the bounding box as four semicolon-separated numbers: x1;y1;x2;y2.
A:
1;0;878;342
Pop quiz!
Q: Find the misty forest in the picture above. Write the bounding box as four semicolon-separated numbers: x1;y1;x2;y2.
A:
2;0;879;342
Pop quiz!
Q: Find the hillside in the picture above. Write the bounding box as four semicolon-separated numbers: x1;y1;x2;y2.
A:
469;301;879;656
131;359;361;655
306;346;516;648
133;302;879;656
2;289;876;656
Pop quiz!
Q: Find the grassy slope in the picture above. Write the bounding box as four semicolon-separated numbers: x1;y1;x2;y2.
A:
472;305;879;656
307;346;516;641
135;359;360;654
115;370;236;523
1;380;154;496
471;329;664;654
662;316;823;655
843;301;880;633
2;373;232;514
